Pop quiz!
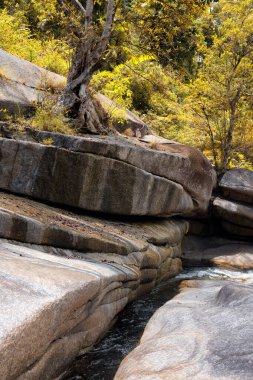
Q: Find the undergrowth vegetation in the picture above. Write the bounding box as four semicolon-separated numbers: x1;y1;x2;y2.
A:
30;99;72;134
0;0;252;170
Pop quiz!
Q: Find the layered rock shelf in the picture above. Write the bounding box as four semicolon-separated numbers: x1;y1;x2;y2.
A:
0;191;188;379
0;124;216;378
0;132;214;217
0;192;187;283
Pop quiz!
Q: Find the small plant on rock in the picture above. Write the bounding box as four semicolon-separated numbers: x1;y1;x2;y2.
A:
30;98;73;134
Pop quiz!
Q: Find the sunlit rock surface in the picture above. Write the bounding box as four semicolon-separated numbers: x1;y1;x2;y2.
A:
0;48;65;113
0;240;134;380
0;191;189;379
115;279;253;380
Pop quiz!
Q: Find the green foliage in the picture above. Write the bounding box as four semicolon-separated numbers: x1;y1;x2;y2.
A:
92;55;183;110
92;54;192;141
92;68;133;109
41;137;54;145
186;0;253;171
0;8;70;75
129;0;209;73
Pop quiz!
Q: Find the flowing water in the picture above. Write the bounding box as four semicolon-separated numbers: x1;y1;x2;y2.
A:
63;267;253;380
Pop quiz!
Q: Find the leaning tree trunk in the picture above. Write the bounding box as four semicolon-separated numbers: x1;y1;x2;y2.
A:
59;0;116;134
62;39;109;134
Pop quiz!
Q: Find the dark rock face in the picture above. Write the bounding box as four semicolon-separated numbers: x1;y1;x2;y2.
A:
183;235;253;270
213;197;253;229
0;133;215;216
115;280;253;380
212;169;253;238
220;168;253;203
213;197;253;237
183;169;253;269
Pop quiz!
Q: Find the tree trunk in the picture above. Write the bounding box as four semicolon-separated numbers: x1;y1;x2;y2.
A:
59;0;116;135
62;80;109;134
61;38;110;134
74;84;109;134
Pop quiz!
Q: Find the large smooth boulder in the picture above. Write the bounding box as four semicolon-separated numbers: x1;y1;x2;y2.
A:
0;48;65;113
115;280;253;380
219;168;253;204
0;240;135;380
0;133;215;216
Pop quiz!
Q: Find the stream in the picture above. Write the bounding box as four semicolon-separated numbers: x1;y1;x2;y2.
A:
63;266;253;380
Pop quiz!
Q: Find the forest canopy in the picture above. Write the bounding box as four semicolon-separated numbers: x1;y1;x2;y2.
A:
0;0;252;171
